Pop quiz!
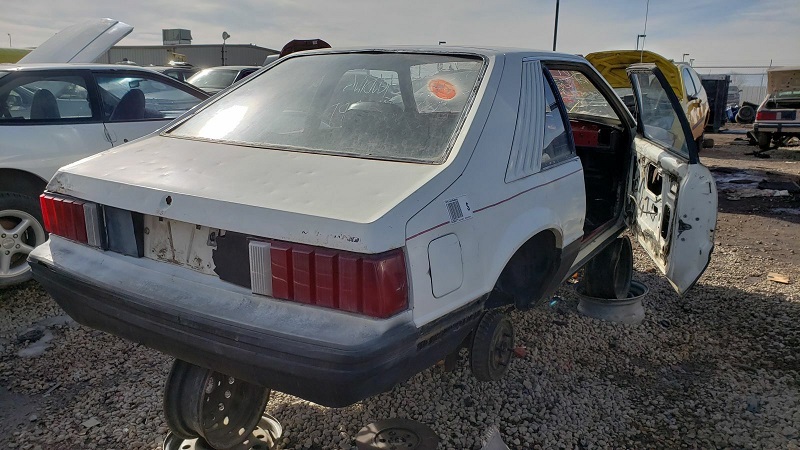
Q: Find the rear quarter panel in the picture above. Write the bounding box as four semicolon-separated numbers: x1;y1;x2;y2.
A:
405;54;586;326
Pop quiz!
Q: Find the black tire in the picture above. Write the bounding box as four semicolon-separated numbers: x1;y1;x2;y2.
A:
582;236;633;299
0;192;47;288
469;310;515;382
703;138;715;149
757;132;773;151
736;105;755;124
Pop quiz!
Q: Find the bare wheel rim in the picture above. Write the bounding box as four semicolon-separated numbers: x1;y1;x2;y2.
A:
164;360;271;450
489;318;514;373
0;209;46;278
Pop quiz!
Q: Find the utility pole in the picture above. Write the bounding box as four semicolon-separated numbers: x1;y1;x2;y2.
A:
221;31;230;66
7;33;11;48
552;0;560;51
639;0;650;62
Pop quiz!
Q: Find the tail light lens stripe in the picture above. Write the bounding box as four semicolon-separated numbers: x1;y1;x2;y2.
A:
337;254;361;313
270;242;294;299
39;195;53;232
291;245;315;304
71;201;88;243
313;250;338;308
56;200;76;240
362;252;408;318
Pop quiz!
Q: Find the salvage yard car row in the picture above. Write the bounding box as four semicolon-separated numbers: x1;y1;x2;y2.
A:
4;17;720;450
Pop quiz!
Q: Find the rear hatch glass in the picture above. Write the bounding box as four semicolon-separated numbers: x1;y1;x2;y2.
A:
167;52;486;163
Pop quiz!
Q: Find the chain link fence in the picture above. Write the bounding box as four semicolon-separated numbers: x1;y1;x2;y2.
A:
693;66;774;105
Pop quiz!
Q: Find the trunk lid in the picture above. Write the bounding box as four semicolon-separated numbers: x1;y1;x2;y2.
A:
586;50;683;100
48;136;444;253
18;18;132;64
766;66;800;95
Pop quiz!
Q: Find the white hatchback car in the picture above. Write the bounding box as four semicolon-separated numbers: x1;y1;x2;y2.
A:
0;19;208;286
30;46;717;446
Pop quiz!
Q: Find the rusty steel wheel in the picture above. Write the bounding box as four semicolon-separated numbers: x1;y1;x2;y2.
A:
164;359;271;450
469;310;515;382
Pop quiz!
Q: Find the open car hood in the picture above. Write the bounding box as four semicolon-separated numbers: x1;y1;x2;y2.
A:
586;50;683;100
767;67;800;94
18;18;132;64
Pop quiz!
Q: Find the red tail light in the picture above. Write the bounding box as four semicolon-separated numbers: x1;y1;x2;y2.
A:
756;110;778;121
264;241;408;318
39;194;102;247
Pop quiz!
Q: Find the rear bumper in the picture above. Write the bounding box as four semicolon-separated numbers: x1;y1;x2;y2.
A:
29;238;481;407
754;123;800;134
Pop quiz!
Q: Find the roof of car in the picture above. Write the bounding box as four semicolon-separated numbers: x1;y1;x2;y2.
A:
149;65;198;71
286;45;582;61
199;66;260;71
0;63;180;72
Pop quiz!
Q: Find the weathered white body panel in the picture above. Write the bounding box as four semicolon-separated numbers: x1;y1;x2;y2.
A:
632;138;716;294
103;120;171;146
0;123;109;181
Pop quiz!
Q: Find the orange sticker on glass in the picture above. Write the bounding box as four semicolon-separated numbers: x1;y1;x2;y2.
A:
428;79;457;100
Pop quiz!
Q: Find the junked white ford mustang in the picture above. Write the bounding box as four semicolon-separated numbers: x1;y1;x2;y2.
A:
29;47;717;416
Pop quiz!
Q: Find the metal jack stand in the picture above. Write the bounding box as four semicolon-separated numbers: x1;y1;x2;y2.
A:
162;359;281;450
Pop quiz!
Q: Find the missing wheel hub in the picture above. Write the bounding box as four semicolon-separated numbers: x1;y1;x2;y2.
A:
356;418;439;450
577;280;649;325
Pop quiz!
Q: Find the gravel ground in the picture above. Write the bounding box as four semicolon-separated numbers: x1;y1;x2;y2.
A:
1;136;799;450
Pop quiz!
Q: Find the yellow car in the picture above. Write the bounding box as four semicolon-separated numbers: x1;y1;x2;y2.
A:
587;50;710;145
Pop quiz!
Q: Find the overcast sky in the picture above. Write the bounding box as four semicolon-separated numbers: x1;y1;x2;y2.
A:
2;0;798;70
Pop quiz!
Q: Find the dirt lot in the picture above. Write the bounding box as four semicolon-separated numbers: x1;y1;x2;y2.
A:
0;130;798;450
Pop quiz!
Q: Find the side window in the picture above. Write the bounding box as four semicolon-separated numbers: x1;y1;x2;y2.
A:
688;69;703;97
682;68;697;97
94;73;203;122
548;69;619;119
541;76;573;167
0;74;93;122
631;71;690;159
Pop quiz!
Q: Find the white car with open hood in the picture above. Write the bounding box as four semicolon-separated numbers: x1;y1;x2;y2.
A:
0;18;209;286
29;47;717;419
753;66;800;151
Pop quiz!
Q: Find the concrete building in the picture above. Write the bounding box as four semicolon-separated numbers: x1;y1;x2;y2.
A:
95;44;278;68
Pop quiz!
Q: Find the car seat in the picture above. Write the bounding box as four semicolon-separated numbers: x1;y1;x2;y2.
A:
30;89;61;120
110;89;146;121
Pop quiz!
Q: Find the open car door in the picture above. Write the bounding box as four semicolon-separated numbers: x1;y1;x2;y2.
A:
627;64;717;295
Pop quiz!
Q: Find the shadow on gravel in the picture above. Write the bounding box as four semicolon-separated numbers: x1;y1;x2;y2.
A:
1;272;798;449
261;268;800;449
717;196;800;226
703;142;800;162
